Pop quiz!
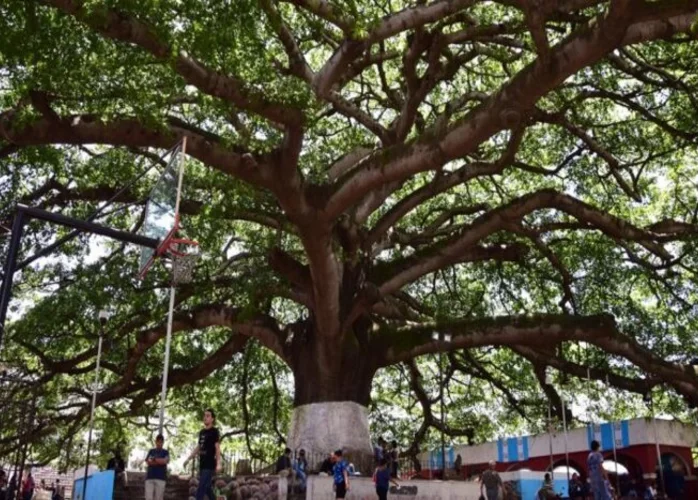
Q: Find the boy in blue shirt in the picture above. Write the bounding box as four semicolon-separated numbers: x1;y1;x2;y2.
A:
373;458;399;500
144;434;169;500
331;449;350;499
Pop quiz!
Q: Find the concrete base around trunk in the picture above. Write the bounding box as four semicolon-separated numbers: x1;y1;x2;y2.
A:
287;402;373;463
303;476;481;500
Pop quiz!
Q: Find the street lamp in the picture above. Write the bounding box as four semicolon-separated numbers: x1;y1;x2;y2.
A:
431;331;451;479
81;310;108;500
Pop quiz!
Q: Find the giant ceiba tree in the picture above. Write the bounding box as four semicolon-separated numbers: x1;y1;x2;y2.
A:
1;0;698;463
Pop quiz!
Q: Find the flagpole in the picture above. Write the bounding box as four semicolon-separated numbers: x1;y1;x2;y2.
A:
606;375;620;496
647;393;665;497
548;403;554;481
561;396;571;494
586;368;592;423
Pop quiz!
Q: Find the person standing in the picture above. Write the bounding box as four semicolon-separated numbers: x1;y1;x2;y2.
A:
587;440;611;500
373;458;399;500
20;468;34;500
454;454;463;477
373;437;386;465
538;472;557;500
479;461;502;500
643;481;656;500
7;474;16;500
107;448;128;489
569;473;585;500
331;449;350;499
293;449;309;491
275;447;292;474
389;441;399;478
143;434;169;500
51;479;64;500
0;469;7;500
320;454;334;475
184;408;222;500
35;480;51;500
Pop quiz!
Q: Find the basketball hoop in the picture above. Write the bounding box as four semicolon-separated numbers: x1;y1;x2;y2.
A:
159;232;200;285
133;136;201;436
173;254;198;284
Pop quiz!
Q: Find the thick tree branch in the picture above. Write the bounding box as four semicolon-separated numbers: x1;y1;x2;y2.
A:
366;128;524;246
127;333;250;412
511;345;656;396
41;0;303;127
282;0;355;34
0;113;271;188
261;0;314;82
375;243;527;297
381;313;698;406
241;344;264;460
268;248;313;299
313;0;476;97
325;0;697;219
449;351;529;419
268;362;288;445
376;189;673;295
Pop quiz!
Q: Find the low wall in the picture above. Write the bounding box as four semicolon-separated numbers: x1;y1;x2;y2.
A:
305;476;481;500
71;470;114;500
501;471;567;500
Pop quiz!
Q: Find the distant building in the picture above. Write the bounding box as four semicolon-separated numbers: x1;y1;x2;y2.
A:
418;418;697;499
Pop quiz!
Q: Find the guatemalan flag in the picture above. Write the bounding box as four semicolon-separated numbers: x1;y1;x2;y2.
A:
586;421;630;451
429;447;455;469
497;436;529;462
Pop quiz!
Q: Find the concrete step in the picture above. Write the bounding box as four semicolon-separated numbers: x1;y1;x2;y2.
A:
113;472;192;500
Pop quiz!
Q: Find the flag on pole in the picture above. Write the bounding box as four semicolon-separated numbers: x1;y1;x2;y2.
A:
586;421;630;450
497;436;530;462
429;447;455;469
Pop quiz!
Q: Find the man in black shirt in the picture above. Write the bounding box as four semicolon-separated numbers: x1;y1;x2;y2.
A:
319;454;334;475
275;448;292;474
107;449;128;490
569;473;584;500
184;408;221;500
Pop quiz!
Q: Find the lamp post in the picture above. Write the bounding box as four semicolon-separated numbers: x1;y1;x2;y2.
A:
81;310;108;500
431;331;451;479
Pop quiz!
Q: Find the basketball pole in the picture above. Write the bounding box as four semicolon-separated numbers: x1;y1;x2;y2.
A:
158;137;187;436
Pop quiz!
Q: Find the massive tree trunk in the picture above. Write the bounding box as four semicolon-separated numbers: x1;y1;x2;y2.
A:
284;318;380;466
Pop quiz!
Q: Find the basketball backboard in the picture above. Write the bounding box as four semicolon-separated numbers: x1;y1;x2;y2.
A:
137;143;184;278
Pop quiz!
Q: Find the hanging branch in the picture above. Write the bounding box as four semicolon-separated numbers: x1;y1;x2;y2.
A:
268;361;287;445
241;343;263;460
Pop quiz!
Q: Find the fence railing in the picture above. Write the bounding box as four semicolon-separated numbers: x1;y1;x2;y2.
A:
183;451;458;480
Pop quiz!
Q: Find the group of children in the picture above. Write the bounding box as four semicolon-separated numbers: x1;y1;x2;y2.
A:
372;438;400;479
0;469;64;500
329;448;400;500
